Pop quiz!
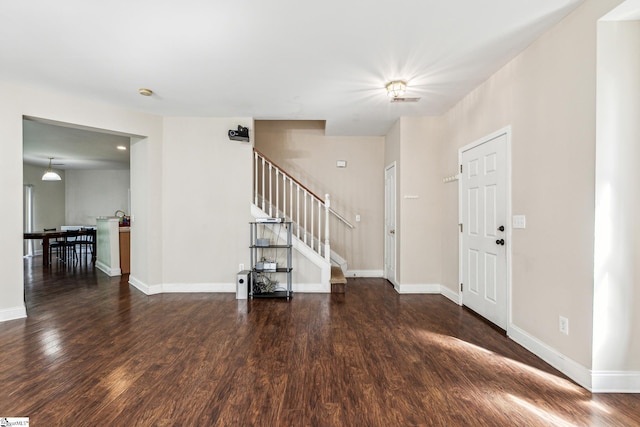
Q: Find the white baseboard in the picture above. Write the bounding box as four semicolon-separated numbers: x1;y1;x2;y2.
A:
128;276;235;294
440;285;461;304
162;283;235;293
395;283;442;294
293;283;330;293
591;370;640;393
128;275;162;295
508;324;592;390
128;276;329;295
392;283;459;300
96;260;121;277
346;270;384;278
0;305;27;322
510;327;640;392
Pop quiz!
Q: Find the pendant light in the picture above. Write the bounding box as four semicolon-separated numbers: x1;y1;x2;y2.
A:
42;158;62;181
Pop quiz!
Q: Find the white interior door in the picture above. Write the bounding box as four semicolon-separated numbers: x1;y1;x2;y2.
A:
460;132;509;329
384;163;397;285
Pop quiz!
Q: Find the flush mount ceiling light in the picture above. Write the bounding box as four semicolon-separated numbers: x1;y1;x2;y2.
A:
386;80;407;98
138;88;153;96
42;158;62;181
117;145;127;151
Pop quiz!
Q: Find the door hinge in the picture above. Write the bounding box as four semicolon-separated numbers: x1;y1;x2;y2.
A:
459;223;463;233
460;283;464;292
460;164;463;173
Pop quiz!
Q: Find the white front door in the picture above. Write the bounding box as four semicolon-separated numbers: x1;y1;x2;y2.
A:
384;163;397;285
460;131;509;329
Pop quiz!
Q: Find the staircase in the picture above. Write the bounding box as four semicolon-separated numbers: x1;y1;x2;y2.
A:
330;266;347;294
252;149;352;292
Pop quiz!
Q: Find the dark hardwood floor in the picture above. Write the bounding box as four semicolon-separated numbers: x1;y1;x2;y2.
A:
1;257;639;426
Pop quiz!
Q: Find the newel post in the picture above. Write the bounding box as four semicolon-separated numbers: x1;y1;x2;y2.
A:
324;194;331;261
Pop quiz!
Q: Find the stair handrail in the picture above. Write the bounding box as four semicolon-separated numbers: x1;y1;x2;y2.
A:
253;149;354;229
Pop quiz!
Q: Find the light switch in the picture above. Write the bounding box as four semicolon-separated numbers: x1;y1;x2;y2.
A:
355;214;361;222
513;215;526;229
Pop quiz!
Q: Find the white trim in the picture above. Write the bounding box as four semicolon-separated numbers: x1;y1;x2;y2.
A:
395;283;442;294
591;371;640;393
294;283;329;293
509;324;592;390
346;269;383;278
0;305;27;322
391;283;460;304
96;260;121;277
458;126;513;332
440;285;461;305
384;162;397;285
128;275;161;295
162;283;235;293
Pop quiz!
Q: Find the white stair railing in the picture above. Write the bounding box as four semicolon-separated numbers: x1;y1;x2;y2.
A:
254;149;353;261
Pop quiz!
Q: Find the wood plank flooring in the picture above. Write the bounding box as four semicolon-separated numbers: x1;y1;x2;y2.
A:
1;256;639;426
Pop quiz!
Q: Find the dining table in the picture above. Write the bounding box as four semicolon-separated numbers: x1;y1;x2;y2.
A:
24;229;96;267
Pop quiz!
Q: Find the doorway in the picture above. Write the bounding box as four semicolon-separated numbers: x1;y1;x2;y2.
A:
22;117;133;298
384;162;397;286
459;128;511;330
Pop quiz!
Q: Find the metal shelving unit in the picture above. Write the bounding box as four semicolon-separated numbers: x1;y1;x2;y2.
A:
249;221;292;299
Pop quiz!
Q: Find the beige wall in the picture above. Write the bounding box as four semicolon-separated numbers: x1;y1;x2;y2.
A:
594;19;640;372
384;117;446;288
255;120;385;274
392;0;625;373
161;117;253;289
444;0;624;369
398;117;445;285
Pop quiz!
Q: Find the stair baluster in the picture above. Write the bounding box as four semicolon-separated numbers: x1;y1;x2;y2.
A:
253;149;353;263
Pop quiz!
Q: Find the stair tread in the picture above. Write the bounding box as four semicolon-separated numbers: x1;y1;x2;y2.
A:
330;266;347;285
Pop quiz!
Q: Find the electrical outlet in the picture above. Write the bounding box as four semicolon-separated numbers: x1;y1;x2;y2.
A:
559;316;569;335
239;264;244;272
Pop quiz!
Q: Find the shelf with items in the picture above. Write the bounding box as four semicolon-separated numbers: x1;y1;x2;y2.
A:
249;221;293;299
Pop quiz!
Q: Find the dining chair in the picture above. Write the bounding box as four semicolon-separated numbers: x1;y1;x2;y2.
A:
74;227;94;261
43;228;64;264
44;228;76;264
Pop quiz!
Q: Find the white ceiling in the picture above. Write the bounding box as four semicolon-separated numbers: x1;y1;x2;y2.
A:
23;119;131;170
8;0;583;163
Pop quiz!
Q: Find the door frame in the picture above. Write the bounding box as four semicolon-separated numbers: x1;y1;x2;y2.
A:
384;162;397;287
458;126;513;331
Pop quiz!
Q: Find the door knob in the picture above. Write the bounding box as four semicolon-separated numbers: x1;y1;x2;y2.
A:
496;239;505;246
498;225;505;232
390;230;395;234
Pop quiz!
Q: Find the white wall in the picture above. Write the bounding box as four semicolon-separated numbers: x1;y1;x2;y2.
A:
65;169;130;225
594;18;640;374
23;163;65;231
